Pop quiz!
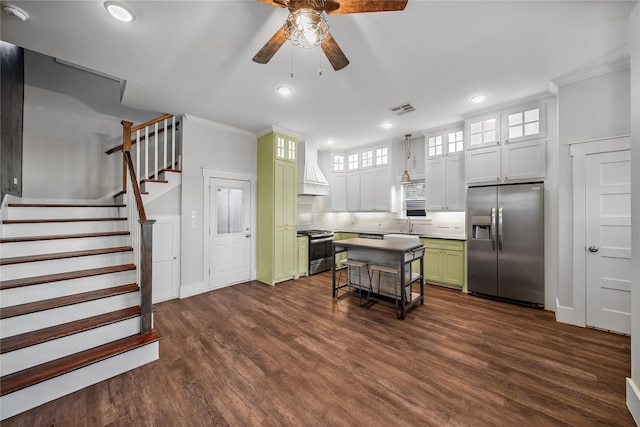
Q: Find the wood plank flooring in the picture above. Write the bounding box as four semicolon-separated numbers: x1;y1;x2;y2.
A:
2;272;633;426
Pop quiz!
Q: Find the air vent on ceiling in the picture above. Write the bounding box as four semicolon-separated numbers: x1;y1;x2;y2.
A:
390;103;417;115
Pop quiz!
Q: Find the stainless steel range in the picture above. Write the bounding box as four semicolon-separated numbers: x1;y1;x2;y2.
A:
298;230;334;275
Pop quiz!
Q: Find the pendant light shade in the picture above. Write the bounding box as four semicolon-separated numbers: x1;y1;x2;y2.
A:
401;134;412;184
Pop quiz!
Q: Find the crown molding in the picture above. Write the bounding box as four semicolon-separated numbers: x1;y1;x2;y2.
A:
551;57;630;87
255;125;302;140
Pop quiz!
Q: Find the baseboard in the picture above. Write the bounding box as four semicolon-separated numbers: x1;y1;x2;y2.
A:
179;281;207;299
555;301;585;327
627;378;640;425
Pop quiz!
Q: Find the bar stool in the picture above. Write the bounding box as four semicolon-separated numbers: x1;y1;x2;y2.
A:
369;264;405;319
337;259;372;307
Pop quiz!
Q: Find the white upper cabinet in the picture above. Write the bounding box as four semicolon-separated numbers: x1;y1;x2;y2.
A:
424;122;466;210
346;171;360;211
466;113;500;150
465;99;548;185
330;142;392;212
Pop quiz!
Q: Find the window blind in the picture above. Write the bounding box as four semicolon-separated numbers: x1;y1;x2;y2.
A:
402;180;426;212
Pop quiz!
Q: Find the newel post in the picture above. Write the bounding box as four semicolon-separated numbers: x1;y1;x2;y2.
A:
121;120;133;194
140;219;155;333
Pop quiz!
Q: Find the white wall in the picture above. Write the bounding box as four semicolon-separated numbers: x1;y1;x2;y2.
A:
555;66;631;325
627;4;640;423
22;50;157;200
179;115;256;297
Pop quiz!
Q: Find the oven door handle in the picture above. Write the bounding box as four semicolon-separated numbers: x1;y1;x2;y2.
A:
310;237;334;243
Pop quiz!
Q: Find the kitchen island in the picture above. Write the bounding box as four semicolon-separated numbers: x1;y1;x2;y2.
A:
332;238;425;319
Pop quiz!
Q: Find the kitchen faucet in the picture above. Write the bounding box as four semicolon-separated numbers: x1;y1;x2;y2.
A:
404;217;413;234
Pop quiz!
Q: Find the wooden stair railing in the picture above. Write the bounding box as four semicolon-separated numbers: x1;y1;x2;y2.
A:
121;119;156;334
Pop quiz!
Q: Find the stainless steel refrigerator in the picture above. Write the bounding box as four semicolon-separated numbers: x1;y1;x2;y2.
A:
467;183;544;307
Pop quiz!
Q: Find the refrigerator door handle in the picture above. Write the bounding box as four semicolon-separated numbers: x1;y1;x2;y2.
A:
498;207;504;251
491;207;497;251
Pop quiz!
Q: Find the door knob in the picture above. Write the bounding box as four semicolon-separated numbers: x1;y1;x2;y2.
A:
246;234;251;238
588;245;599;253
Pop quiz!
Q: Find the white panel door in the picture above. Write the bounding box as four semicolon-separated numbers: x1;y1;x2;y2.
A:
360;169;375;211
444;154;465;210
502;139;546;182
466;146;501;185
151;216;180;303
210;178;251;288
346;171;360;211
585;150;631;334
331;174;346;211
426;157;445;210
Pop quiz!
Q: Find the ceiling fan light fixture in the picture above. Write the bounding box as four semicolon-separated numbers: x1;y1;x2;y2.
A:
284;8;329;49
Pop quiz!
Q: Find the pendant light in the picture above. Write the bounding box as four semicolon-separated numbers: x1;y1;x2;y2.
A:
401;134;412;184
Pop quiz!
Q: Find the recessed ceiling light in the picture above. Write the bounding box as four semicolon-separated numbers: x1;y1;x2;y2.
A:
325;139;333;145
104;1;135;22
382;121;395;129
277;85;292;96
470;94;487;103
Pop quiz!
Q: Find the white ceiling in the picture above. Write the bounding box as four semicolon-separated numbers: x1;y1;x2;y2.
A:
1;0;636;149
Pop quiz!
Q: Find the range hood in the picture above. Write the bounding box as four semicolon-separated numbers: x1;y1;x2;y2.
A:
298;142;329;196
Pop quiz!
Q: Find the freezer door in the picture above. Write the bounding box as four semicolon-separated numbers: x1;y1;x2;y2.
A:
497;183;544;305
467;186;498;296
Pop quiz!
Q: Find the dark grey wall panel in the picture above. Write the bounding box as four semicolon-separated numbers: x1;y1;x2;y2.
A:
1;41;24;201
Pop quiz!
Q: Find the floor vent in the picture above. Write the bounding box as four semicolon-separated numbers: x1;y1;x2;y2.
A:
390;103;416;115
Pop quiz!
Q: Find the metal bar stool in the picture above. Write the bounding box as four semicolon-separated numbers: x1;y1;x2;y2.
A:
337;258;372;307
369;264;406;319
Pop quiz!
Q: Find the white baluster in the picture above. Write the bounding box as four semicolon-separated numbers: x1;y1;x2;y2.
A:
163;118;168;171
145;126;149;182
136;129;140;184
172;116;176;170
154;122;159;180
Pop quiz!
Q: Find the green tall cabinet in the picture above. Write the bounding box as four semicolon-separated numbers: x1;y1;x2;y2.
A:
257;131;298;285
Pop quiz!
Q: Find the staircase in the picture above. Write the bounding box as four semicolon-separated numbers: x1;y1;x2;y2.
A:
0;202;161;420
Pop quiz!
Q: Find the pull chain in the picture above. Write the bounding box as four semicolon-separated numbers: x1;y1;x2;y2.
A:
319;49;323;76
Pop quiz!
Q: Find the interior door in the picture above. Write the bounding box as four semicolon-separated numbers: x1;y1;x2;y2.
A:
585;150;631;334
210;178;251;288
151;216;180;303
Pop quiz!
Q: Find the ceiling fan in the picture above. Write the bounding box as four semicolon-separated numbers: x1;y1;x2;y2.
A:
252;0;409;71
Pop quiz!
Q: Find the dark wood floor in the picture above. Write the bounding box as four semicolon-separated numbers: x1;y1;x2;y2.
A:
4;272;634;426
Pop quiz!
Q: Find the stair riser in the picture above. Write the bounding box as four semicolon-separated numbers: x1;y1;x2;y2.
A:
6;207;124;220
1;317;140;376
141;171;181;204
1;292;140;338
0;235;131;258
1;221;128;238
1;270;137;307
0;341;159;421
1;252;133;281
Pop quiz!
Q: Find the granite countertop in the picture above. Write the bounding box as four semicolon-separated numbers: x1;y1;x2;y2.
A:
333;229;466;241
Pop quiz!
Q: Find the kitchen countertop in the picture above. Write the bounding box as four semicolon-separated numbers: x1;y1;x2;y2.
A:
333;229;466;241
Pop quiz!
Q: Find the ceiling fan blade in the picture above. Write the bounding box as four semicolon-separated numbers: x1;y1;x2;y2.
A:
326;0;408;15
256;0;289;8
253;26;287;64
321;33;349;71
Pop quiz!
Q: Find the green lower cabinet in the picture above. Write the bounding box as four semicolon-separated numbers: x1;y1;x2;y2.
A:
298;236;309;277
421;238;465;289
